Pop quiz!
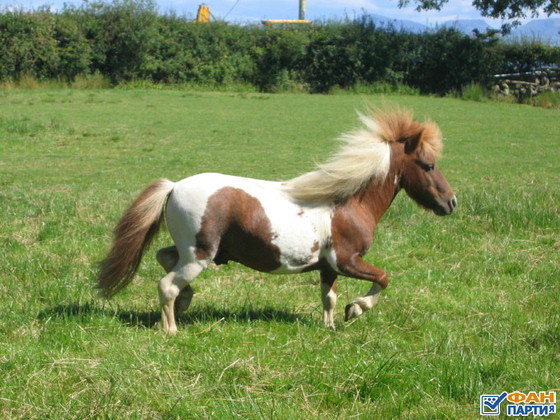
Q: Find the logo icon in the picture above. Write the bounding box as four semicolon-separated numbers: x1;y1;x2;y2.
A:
481;392;508;415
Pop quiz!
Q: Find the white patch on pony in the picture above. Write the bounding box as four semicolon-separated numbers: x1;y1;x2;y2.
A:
166;174;219;262
267;201;333;273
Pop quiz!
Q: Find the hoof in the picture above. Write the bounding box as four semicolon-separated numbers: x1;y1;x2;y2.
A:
324;322;336;331
161;323;178;335
174;299;188;315
344;303;363;321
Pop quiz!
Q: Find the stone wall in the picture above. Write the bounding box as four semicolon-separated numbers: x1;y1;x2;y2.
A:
491;67;560;98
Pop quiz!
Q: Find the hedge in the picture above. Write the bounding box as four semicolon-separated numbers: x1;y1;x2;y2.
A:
1;0;559;93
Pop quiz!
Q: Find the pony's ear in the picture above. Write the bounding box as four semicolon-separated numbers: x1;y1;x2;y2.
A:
401;126;424;155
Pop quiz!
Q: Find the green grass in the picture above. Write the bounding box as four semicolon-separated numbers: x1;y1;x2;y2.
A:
0;89;558;419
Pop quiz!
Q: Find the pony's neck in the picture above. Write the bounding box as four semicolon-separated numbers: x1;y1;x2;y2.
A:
355;167;401;226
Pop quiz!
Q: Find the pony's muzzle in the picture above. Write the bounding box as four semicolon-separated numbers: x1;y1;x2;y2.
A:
435;194;457;216
444;195;457;215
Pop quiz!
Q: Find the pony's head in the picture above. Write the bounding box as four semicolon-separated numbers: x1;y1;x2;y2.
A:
282;108;457;215
381;112;457;216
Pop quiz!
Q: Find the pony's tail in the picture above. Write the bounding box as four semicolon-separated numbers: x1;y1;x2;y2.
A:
96;179;175;299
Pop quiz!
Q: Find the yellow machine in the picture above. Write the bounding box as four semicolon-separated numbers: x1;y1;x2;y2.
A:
195;4;210;23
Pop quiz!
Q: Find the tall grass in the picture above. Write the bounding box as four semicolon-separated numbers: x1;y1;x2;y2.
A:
71;72;111;89
524;91;560;109
459;82;560;109
0;90;558;419
0;73;111;90
460;83;488;102
331;81;421;96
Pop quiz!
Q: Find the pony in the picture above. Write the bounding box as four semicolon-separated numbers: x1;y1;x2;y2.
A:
96;109;457;334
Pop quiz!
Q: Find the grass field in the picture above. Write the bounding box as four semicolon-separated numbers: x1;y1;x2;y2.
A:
0;89;558;419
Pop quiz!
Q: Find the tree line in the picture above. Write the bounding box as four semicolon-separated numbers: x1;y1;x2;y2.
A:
1;0;559;94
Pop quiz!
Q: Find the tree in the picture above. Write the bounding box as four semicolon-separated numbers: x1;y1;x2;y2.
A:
399;0;560;21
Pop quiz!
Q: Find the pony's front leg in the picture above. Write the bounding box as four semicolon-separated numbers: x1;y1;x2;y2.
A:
344;284;382;321
337;253;388;322
320;270;338;329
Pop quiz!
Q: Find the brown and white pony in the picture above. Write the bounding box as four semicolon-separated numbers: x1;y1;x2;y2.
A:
97;109;456;334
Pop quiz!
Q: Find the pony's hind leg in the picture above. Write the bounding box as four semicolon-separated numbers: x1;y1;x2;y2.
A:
158;263;204;334
156;246;194;316
156;245;194;315
158;250;206;334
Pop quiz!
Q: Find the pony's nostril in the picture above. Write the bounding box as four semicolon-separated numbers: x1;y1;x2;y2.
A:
450;196;457;210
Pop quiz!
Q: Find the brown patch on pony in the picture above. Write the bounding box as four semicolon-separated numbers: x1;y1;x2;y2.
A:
330;198;375;261
195;187;282;272
327;170;401;290
97;179;175;298
311;240;320;254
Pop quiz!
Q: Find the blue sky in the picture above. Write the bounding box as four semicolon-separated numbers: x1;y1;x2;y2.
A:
1;0;558;28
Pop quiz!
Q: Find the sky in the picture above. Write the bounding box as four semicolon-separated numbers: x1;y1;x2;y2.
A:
0;0;558;28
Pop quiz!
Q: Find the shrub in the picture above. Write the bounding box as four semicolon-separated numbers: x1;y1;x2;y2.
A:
53;13;91;80
250;26;309;92
496;42;560;73
0;9;59;80
402;28;502;95
59;0;161;83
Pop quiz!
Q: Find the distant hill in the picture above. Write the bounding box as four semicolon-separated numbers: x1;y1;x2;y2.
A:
369;14;427;33
441;19;492;34
508;18;560;45
367;14;560;45
442;17;560;45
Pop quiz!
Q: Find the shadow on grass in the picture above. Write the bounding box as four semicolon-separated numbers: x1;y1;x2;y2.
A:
38;302;312;329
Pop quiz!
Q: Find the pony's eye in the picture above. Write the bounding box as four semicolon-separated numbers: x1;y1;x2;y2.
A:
416;159;435;172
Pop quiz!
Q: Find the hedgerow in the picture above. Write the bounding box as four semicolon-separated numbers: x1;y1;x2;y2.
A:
1;0;558;93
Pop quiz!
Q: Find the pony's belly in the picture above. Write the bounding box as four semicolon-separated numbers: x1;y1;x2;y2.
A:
215;234;320;274
267;222;325;274
272;249;321;274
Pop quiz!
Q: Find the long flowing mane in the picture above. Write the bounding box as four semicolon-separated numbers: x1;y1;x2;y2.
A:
282;109;443;204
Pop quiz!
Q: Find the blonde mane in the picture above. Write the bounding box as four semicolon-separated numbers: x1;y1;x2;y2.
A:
282;109;443;204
